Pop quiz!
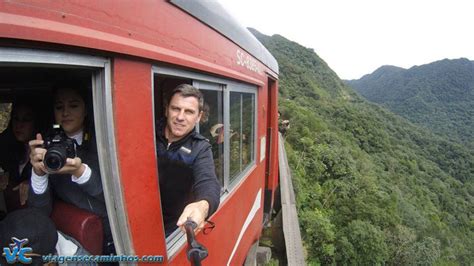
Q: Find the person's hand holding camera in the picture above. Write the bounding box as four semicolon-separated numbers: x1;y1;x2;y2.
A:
29;133;47;176
54;157;85;177
29;132;85;177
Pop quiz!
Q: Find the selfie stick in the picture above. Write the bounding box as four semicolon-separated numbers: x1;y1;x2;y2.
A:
184;218;208;266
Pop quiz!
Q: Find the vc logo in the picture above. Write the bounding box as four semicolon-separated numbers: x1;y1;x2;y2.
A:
2;237;34;264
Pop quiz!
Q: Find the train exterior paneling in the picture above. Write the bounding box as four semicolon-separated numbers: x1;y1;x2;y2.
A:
113;58;166;256
0;1;279;264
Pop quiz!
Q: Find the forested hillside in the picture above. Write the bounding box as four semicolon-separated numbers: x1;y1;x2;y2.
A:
346;59;474;148
250;29;474;265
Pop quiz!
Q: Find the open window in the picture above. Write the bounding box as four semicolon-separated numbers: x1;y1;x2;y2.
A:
0;48;131;255
152;66;258;257
0;66;92;211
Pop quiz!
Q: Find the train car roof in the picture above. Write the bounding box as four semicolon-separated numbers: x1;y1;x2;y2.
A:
170;0;279;75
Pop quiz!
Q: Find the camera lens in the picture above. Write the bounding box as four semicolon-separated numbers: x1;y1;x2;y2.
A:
44;149;66;171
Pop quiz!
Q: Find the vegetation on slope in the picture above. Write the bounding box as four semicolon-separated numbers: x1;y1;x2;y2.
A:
251;28;474;265
346;59;474;148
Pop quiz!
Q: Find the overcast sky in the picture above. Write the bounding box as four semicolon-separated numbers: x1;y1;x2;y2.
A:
218;0;474;80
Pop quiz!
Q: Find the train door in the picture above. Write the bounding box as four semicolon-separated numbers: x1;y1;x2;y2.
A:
264;78;278;217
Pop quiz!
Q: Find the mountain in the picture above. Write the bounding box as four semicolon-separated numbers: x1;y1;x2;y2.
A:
346;59;474;147
250;28;474;265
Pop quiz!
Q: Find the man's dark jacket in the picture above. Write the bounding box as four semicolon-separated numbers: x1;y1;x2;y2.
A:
156;120;221;235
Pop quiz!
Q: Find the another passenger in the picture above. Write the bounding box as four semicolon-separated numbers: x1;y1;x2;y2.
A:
156;84;220;236
0;208;58;266
0;100;38;213
0;208;93;266
28;85;114;254
278;111;290;135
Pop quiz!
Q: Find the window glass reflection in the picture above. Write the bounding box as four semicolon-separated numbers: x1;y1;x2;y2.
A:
199;90;224;185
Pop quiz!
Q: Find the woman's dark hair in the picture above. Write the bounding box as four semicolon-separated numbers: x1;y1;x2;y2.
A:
52;81;95;146
52;82;90;105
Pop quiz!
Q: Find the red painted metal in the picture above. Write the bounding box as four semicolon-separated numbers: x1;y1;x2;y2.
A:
0;1;279;264
113;58;168;259
0;0;272;85
266;79;280;208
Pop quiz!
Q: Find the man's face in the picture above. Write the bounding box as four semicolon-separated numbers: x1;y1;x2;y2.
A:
165;93;202;142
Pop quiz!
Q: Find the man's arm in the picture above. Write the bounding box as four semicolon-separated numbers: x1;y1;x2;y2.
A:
177;143;220;230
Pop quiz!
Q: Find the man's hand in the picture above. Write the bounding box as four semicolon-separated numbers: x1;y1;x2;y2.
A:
29;133;47;176
177;200;210;232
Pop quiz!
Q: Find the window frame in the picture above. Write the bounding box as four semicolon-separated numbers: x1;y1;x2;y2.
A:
227;86;257;189
0;47;133;255
193;81;225;187
152;65;258;257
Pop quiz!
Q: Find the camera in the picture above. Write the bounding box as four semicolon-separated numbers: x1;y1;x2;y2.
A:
43;124;76;171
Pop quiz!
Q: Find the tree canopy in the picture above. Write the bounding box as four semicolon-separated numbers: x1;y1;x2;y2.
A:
251;28;474;265
346;58;474;148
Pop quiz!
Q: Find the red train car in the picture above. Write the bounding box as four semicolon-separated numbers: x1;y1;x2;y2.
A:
0;0;279;264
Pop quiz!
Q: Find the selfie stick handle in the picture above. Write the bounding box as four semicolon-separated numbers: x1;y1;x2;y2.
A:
184;218;208;266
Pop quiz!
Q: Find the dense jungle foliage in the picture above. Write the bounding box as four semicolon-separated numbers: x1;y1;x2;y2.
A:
251;28;474;265
346;59;474;148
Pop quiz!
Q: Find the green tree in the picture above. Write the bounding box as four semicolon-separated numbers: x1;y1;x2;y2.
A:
337;220;388;265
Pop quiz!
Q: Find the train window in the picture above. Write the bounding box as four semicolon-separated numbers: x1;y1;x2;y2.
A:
0;66;109;249
198;88;224;185
229;91;255;183
152;66;258;255
0;48;130;256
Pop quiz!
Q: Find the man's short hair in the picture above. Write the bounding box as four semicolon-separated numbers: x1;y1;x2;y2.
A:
167;84;204;112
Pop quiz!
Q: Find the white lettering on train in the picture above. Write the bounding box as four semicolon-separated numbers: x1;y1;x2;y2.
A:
236;49;262;75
